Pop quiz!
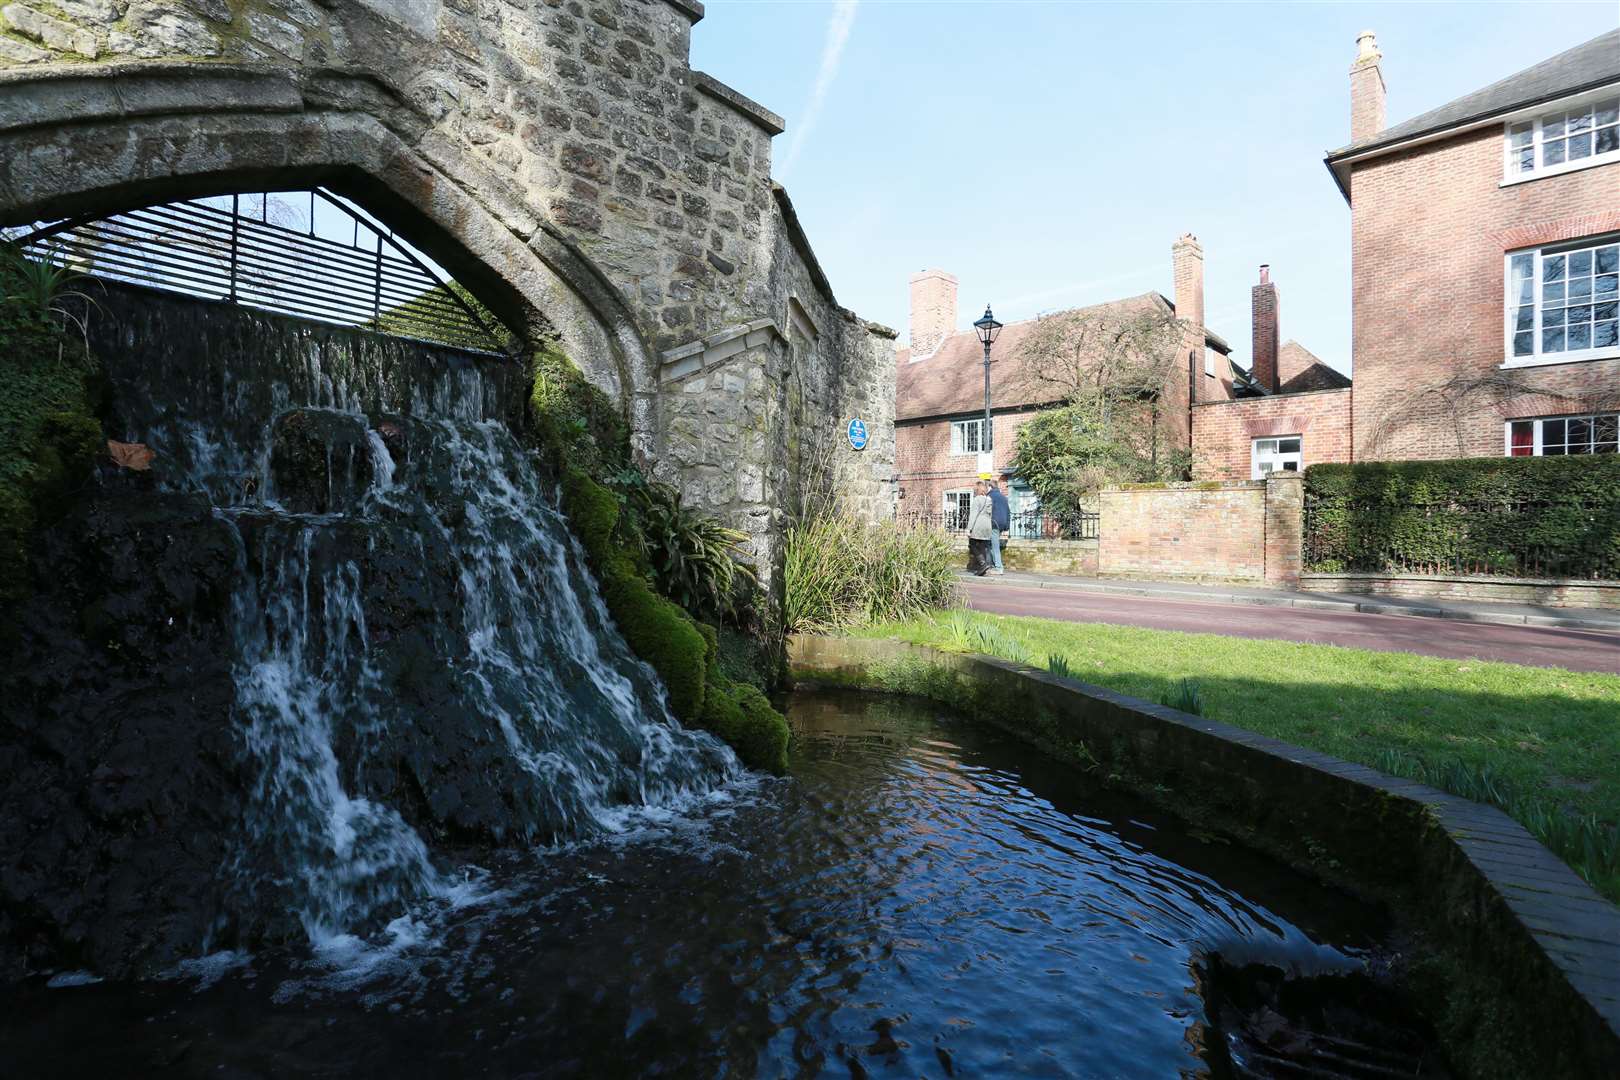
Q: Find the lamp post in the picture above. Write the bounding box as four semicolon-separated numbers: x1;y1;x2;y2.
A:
972;304;1003;470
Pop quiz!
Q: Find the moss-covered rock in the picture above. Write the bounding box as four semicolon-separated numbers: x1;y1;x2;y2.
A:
529;342;629;474
696;678;790;775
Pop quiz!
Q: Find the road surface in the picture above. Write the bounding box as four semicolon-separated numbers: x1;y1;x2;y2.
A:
961;579;1620;674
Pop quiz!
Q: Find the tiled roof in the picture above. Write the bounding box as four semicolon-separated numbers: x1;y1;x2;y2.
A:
1278;341;1352;393
1329;29;1620;160
896;293;1186;422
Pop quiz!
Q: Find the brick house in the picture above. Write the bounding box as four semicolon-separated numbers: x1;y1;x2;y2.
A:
1191;265;1353;480
894;236;1240;532
1195;28;1619;480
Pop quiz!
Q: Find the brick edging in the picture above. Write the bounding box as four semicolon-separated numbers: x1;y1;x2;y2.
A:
787;635;1620;1072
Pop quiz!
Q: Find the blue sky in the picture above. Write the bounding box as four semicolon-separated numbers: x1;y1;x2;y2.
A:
691;1;1618;374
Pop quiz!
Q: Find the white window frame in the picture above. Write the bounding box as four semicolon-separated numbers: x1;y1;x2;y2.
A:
949;417;991;456
1204;347;1216;378
1501;236;1620;368
1251;435;1302;480
1501;87;1620;186
1503;413;1620;457
942;488;973;530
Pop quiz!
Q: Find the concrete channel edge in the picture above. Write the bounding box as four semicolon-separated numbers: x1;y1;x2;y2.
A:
787;634;1620;1074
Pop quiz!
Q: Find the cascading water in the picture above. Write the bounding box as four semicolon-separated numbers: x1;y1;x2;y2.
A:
89;284;735;949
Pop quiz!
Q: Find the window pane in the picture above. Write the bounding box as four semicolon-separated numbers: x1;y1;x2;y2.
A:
1598;246;1619;274
1595;321;1618;348
1279;438;1301;453
1544;306;1566;327
1570;133;1593;159
1544;116;1566;138
1568;323;1591;349
1544;254;1566;281
1518;147;1536;170
1515;306;1534;331
1569;418;1592;445
1510;421;1534;456
1597;301;1619;321
1568;303;1592;324
1543;282;1565;304
1543;327;1566;351
1599;127;1620;154
1569;277;1592;301
1596;415;1619;447
1510;122;1533;146
1544;419;1567;444
1596;275;1618;297
1513;330;1534;356
1569;109;1593;132
1545;138;1567;164
1599;100;1620;126
1570;250;1593;276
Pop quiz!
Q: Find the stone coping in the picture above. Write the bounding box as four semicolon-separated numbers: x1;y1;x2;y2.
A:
787;635;1620;1073
663;0;706;23
658;317;783;383
691;71;784;136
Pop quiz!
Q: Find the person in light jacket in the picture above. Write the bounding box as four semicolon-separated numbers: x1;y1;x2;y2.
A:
987;477;1010;576
966;481;994;576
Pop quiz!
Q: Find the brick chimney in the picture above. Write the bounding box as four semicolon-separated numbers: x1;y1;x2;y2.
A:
1172;234;1205;400
1349;30;1385;143
1251;264;1279;392
908;269;958;357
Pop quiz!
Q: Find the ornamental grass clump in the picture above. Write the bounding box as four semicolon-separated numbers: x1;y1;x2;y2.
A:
782;514;958;633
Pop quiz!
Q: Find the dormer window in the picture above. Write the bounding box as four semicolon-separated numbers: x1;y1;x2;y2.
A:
1504;95;1620;181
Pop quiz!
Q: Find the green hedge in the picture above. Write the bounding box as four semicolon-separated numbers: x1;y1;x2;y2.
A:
1303;457;1620;579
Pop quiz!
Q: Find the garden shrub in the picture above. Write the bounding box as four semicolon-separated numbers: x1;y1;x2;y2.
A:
1304;457;1620;579
0;247;104;609
782;514;959;633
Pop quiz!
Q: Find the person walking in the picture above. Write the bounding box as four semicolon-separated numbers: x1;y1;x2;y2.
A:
986;476;1010;576
966;480;994;576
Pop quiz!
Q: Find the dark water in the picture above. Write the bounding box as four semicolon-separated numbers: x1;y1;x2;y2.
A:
2;691;1428;1078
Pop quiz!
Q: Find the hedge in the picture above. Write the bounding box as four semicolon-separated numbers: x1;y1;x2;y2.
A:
1303;457;1620;580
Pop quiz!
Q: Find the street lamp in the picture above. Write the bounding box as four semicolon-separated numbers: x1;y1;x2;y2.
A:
973;304;1003;466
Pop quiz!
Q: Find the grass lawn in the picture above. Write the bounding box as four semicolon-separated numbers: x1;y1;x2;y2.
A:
855;609;1620;903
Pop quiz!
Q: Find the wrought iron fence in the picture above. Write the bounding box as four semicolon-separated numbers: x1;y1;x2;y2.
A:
1303;498;1620;580
898;507;1098;542
10;188;512;354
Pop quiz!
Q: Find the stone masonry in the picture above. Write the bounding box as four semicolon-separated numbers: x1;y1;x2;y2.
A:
0;0;897;582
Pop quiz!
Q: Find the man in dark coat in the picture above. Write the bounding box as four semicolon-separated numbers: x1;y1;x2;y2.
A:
987;476;1011;575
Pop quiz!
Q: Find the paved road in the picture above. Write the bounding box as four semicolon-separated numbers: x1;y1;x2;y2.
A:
962;580;1620;674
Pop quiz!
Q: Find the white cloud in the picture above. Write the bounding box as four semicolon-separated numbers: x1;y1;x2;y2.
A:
778;0;859;181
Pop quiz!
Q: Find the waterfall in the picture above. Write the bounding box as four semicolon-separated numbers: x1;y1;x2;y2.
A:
87;285;736;948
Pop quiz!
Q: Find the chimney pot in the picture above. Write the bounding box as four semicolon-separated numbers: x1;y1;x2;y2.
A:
1259;264;1270;285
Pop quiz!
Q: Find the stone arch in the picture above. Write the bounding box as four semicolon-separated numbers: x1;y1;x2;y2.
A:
0;63;661;454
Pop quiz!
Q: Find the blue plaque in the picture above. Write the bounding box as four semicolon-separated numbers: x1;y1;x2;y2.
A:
846;417;869;451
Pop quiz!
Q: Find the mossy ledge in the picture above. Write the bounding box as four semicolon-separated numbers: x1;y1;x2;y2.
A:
561;467;787;774
787;635;1620;1079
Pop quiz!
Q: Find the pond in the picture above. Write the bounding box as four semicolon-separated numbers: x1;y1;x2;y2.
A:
1;690;1443;1077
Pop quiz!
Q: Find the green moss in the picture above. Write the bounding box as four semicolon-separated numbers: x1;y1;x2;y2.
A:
0;255;104;610
529;342;629;473
696;677;789;775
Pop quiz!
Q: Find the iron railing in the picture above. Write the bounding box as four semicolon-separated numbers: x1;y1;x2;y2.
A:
11;189;511;354
1303;498;1620;580
899;507;1099;542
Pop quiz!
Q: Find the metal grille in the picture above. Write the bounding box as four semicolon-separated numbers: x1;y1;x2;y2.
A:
12;189;511;354
898;508;1098;541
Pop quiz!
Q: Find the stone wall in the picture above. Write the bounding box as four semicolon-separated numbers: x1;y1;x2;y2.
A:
947;535;1099;577
0;0;896;580
1099;475;1303;585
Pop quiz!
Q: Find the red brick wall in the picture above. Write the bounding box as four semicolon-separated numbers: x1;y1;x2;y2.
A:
1191;388;1352;480
1348;129;1620;460
1098;477;1302;584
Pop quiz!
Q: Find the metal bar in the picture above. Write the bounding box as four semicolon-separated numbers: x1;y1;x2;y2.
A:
228;193;239;302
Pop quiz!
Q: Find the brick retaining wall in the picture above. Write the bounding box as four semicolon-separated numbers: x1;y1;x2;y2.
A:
1302;572;1620;610
949;536;1098;576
